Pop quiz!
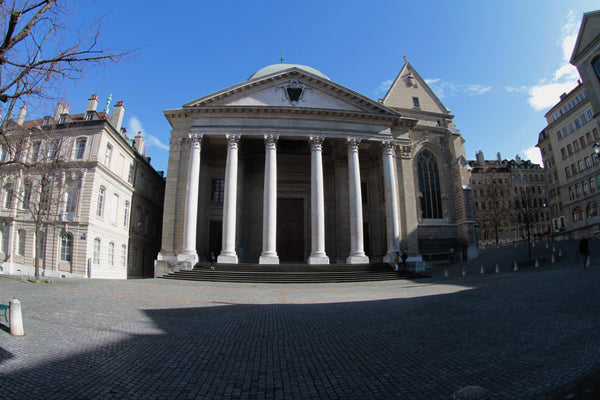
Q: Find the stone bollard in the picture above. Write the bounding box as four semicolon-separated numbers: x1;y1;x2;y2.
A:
558;249;562;257
514;243;517;248
513;260;519;271
9;299;24;336
552;245;556;253
444;269;449;278
495;264;500;274
545;242;549;249
452;385;491;400
462;268;467;276
551;254;555;264
532;242;535;248
535;259;540;268
480;265;485;274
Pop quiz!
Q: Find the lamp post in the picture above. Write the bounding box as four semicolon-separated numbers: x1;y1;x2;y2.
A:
594;141;600;155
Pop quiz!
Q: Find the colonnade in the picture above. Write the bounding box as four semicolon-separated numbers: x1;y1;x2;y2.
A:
181;133;402;264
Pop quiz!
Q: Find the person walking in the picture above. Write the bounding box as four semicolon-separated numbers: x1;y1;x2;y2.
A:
401;251;408;270
393;252;400;271
579;236;590;270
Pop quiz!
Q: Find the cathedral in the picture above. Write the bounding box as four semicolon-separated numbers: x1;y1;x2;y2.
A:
155;60;478;276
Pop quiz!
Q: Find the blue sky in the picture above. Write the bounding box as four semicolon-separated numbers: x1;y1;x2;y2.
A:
30;0;600;174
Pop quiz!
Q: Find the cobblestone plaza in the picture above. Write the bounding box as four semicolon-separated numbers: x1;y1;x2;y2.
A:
1;245;599;399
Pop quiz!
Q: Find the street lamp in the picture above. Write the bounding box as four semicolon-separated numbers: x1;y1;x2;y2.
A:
594;141;600;155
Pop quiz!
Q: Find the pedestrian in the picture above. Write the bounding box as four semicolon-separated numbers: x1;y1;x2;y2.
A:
579;236;590;270
401;251;408;270
393;252;400;271
210;252;216;270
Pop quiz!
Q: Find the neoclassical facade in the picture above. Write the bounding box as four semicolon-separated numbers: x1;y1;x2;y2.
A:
155;61;478;275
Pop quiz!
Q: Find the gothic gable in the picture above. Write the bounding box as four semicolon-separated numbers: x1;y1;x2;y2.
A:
382;61;450;115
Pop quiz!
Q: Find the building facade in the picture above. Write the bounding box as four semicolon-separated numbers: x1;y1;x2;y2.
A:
470;152;550;248
0;95;165;279
537;83;599;239
155;61;478;276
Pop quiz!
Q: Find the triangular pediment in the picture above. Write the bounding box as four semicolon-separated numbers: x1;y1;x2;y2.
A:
183;68;397;116
570;10;600;64
382;62;450;115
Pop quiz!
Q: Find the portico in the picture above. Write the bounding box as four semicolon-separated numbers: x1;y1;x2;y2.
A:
155;62;478;277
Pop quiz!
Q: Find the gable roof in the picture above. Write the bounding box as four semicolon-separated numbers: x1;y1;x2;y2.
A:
381;61;450;115
181;66;399;117
570;10;600;64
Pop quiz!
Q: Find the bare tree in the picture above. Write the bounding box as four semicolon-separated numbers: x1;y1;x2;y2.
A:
480;174;506;247
2;125;79;281
0;0;128;132
510;184;544;267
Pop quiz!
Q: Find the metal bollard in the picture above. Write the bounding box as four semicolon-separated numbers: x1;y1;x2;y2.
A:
9;299;24;336
551;254;555;264
462;268;467;277
513;260;519;271
495;264;500;273
535;259;539;268
444;269;449;278
480;265;485;274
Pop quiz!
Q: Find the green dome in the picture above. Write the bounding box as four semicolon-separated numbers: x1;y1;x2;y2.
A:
248;63;330;81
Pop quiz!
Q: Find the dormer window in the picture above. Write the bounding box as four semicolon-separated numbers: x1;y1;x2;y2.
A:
413;97;420;108
85;111;94;121
59;114;67;124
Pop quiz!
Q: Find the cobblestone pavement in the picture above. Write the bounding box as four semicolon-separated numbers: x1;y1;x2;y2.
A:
0;242;599;399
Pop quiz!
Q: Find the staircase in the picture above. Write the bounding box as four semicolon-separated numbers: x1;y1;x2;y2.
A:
161;262;430;283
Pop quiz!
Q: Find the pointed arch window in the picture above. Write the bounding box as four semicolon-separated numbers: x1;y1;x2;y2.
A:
417;150;443;219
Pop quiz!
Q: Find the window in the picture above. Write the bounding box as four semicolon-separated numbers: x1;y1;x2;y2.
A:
581;113;587;124
60;233;73;262
96;186;105;217
0;227;6;255
21;182;31;209
567;144;572;155
585;156;592;168
575;119;581;129
17;230;25;256
93;238;101;264
573;141;579;152
569;186;575;200
578;160;585;172
412;97;420;108
127;164;134;184
58;114;67;124
111;194;119;224
4;185;12;208
417;150;443;219
104;144;112;166
108;242;115;266
587;132;593;145
124;201;130;227
583;181;589;195
580;137;586;149
47;141;58;160
569;123;574;132
62;183;77;215
121;244;127;267
561;148;567;159
590;177;596;193
575;184;582;198
562;127;568;137
211;179;225;203
31;142;41;162
588;109;594;120
74;138;87;159
588;202;599;218
85;111;94;121
573;207;584;222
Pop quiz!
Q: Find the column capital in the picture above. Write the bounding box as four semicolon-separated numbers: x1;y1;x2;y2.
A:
308;136;324;151
187;133;203;148
264;134;279;150
382;140;395;155
347;137;361;152
226;134;241;149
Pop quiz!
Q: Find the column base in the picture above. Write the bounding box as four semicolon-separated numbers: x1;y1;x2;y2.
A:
259;254;279;264
346;254;369;264
308;254;329;264
217;253;238;264
154;252;197;277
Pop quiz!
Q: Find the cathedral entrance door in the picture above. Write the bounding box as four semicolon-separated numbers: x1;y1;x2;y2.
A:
277;198;304;262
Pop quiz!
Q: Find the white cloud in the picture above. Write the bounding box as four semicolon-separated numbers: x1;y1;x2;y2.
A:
127;116;169;152
527;81;579;111
516;10;582;111
505;86;528;93
376;79;394;95
523;146;543;166
425;79;488;99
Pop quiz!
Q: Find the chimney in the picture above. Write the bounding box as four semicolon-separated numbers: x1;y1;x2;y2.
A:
111;101;125;133
497;152;502;163
133;131;145;154
515;154;522;164
53;101;64;120
476;150;484;166
86;94;98;113
16;103;27;125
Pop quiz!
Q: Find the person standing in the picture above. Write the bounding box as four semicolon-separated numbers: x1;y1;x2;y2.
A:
579;236;590;270
401;251;408;270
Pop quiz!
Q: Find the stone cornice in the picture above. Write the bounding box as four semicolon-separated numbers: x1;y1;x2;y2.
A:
165;105;417;128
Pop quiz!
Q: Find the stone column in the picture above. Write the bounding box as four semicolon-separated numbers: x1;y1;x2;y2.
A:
218;134;241;264
259;134;279;264
308;136;329;264
181;133;202;264
346;138;369;264
382;141;400;262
